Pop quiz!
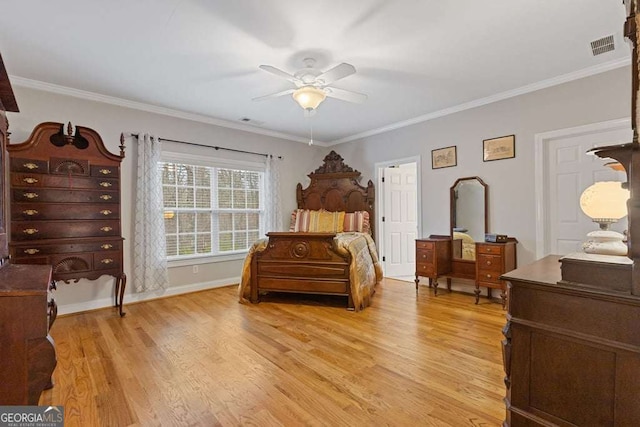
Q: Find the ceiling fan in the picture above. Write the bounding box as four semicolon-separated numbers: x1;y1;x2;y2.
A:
253;58;368;112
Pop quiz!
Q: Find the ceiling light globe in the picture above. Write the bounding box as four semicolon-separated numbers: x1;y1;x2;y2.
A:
293;86;326;110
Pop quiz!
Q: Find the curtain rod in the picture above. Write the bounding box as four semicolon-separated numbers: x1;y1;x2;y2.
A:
126;133;282;159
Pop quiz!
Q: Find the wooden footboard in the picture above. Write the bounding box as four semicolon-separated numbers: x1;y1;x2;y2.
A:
250;232;354;309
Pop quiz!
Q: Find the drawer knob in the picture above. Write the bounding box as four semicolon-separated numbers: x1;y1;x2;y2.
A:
23;177;38;184
101;244;113;249
100;210;112;216
24;248;40;255
23;209;38;216
23;228;39;235
100;182;113;187
100;226;113;232
100;194;112;200
422;254;427;258
101;258;114;264
23;192;38;199
486;274;492;279
486;260;492;266
99;169;112;175
23;162;38;170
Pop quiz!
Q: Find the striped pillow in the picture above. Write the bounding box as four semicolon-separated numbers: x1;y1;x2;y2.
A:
308;210;345;232
289;209;311;232
343;211;370;233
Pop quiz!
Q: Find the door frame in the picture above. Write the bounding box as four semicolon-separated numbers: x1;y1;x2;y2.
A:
374;155;421;274
534;117;630;259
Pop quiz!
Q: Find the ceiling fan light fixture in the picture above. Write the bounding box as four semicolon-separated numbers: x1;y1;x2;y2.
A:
293;86;326;110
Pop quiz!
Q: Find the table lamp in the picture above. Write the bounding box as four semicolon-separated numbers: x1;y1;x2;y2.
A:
579;181;630;256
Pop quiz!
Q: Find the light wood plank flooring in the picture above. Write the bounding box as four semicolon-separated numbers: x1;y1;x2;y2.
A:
40;279;508;426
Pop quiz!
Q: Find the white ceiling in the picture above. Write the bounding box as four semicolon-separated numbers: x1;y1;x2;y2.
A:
0;1;630;145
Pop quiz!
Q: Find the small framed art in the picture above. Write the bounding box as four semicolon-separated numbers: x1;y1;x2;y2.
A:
483;134;515;161
431;145;457;169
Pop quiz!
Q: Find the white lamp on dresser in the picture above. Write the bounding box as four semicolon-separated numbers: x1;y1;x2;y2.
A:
579;181;630;256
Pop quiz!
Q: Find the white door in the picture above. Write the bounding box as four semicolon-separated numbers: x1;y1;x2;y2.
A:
547;128;629;255
382;163;418;277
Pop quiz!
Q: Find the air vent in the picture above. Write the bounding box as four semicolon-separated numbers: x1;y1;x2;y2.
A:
591;35;615;56
239;117;264;126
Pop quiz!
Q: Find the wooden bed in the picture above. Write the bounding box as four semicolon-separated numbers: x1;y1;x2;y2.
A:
246;151;379;310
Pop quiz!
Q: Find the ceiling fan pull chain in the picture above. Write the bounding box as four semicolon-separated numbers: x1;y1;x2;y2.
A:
308;118;314;146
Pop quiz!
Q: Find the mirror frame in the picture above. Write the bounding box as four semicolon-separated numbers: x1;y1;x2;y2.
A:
450;176;488;255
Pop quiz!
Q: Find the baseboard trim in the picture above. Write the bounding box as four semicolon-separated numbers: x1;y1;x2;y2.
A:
56;276;240;316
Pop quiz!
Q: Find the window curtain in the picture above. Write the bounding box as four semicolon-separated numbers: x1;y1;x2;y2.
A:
264;155;283;231
133;134;169;292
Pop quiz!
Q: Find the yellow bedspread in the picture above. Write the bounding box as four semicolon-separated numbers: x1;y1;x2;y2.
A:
238;232;383;311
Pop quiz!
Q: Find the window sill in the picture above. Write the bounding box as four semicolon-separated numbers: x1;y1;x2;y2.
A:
167;252;247;268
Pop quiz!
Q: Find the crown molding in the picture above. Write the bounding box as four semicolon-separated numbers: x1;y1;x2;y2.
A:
328;57;632;145
9;75;330;145
10;56;629;148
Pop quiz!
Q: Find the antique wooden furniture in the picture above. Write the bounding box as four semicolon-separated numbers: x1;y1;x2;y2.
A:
7;122;127;316
415;237;451;290
502;256;640;426
475;241;516;307
415;177;517;305
501;3;640;424
250;151;377;310
0;52;57;405
0;265;57;405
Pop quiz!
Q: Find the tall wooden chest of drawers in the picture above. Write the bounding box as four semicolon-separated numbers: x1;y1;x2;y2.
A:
7;122;127;316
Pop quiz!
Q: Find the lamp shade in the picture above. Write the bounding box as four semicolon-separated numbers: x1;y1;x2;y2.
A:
292;86;326;110
579;181;629;221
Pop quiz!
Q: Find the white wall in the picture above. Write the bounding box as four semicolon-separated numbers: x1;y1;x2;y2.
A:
7;86;324;314
7;65;631;311
332;66;631;272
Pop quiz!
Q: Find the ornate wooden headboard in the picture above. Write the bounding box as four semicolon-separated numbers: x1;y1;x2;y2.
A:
296;151;375;239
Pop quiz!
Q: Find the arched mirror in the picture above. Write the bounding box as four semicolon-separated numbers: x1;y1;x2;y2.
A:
450;177;488;261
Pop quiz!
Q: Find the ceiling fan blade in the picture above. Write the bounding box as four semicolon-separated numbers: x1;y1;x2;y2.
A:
252;88;295;101
316;63;356;85
258;65;301;84
324;87;368;103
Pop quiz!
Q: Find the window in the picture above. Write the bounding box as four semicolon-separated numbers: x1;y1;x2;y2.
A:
160;158;264;260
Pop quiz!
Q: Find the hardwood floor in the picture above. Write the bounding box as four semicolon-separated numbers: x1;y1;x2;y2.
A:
41;279;508;426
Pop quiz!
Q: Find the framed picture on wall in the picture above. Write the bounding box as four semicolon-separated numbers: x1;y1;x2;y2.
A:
432;145;457;169
483;134;515;161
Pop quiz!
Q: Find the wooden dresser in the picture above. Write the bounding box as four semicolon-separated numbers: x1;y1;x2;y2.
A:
7;122;127;316
501;256;640;426
0;264;57;405
0;52;57;405
415;237;516;306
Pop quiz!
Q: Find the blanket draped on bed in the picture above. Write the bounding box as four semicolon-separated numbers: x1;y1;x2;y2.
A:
238;232;383;311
